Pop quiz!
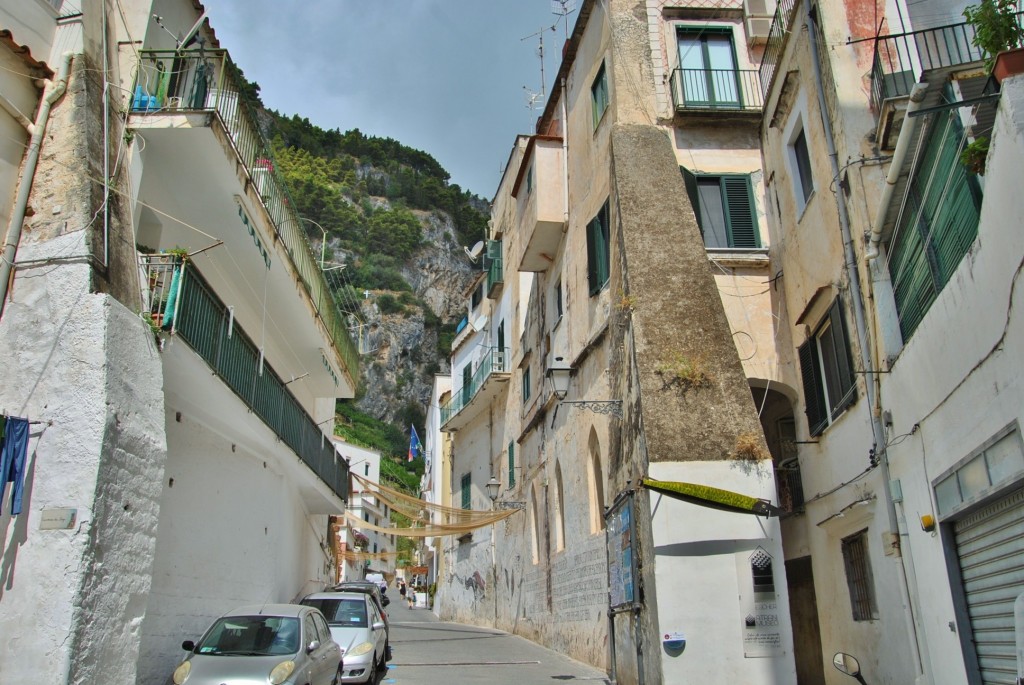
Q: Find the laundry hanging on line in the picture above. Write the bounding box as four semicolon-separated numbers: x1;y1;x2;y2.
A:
0;416;30;516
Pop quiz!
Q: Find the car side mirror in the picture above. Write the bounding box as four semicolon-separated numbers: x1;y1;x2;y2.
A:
181;640;195;652
382;596;391;606
307;640;320;653
372;621;386;631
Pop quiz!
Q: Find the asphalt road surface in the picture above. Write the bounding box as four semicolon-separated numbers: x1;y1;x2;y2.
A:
378;594;611;685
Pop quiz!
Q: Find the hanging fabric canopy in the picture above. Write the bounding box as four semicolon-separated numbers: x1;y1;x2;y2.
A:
641;477;781;517
346;474;518;537
340;550;400;563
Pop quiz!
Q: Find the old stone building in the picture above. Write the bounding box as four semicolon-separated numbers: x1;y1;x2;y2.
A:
432;1;797;683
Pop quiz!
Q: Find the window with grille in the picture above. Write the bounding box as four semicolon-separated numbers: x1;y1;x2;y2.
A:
461;473;471;510
886;104;981;341
591;62;609;129
586;200;611;296
681;169;760;248
841;530;877;621
798;297;856;436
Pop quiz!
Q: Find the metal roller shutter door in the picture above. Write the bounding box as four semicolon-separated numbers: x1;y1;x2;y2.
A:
953;488;1024;685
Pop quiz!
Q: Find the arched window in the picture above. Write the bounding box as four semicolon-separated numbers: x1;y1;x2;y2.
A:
588;430;606;533
554;462;566;553
530;483;540;565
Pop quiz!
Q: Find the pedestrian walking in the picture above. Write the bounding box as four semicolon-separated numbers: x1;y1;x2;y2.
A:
399;580;407;599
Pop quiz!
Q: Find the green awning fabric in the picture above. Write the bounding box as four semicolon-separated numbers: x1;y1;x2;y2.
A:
641;478;781;518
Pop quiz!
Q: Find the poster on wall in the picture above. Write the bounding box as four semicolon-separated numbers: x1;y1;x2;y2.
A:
736;547;784;657
607;493;637;609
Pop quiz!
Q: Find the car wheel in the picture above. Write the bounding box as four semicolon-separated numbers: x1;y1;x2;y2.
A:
331;663;343;685
384;640;392;662
365;654;377;683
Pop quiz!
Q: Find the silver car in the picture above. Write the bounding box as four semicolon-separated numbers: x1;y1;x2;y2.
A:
301;591;388;684
168;603;343;685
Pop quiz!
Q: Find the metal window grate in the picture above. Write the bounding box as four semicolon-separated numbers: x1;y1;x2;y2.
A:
841;530;877;621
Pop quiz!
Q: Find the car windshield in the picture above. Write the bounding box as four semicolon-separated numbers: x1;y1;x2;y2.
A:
195;616;300;656
303;598;368;627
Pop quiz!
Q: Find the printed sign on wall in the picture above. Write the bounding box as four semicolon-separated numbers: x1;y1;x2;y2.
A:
736;546;783;657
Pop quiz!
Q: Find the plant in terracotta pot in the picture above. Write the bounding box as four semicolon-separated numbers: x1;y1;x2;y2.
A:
964;0;1024;80
960;136;990;174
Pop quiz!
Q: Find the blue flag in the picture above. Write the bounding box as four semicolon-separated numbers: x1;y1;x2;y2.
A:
408;425;421;463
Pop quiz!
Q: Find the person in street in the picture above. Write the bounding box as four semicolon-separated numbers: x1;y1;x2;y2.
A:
407;583;415;609
398;580;406;599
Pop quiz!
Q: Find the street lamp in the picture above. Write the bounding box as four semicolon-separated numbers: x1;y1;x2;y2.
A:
486;476;525;510
298;216;329;269
545;357;623;418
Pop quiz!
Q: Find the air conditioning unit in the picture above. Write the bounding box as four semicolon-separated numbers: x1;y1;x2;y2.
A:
743;0;771;15
745;16;773;45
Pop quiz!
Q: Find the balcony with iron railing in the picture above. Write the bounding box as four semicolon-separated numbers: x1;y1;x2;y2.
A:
440;347;511;431
670;67;764;115
140;255;349;503
868;17;1020;113
758;0;799;100
128;49;358;394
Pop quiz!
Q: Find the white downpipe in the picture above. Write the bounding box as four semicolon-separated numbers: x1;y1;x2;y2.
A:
561;77;569;225
0;51;74;321
865;82;929;262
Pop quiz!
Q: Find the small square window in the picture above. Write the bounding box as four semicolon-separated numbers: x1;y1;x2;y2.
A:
591;62;609;129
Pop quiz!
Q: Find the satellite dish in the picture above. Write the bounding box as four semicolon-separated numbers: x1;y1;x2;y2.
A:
464;241;484;263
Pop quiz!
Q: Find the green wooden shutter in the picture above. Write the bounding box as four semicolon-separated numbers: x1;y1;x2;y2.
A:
508;442;515;487
587;202;611;295
827;298;857;415
586;215;599;294
461;473;471;510
680;166;703;229
798;339;828;436
723;176;759;248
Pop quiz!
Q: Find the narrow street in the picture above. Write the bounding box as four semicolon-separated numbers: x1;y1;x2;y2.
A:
380;597;611;685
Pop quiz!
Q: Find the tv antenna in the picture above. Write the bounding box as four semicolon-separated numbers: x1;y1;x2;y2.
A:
552;0;577;40
521;23;556;110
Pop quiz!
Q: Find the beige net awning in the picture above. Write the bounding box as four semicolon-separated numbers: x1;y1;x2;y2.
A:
346;474;517;537
340;550;400;563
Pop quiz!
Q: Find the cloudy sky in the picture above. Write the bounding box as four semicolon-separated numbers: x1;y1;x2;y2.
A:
203;1;577;199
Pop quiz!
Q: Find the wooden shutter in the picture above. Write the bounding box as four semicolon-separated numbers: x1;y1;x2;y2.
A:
798;339;828;436
586;215;599;295
680;167;704;229
827;298;857;415
461;474;471;510
587;201;611;295
723;176;759;248
508;442;516;487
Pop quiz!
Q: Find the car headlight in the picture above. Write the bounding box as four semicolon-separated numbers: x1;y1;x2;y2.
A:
171;661;191;685
346;641;375;657
269;660;296;685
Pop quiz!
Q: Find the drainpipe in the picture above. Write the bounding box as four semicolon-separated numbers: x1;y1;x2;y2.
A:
560;77;570;226
865;83;929;262
0;51;74;321
805;5;925;678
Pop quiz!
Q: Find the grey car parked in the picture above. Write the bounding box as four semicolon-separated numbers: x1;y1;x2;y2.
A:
168;603;342;685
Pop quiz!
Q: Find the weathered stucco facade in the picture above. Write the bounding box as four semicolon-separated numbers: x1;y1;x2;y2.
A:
0;2;357;682
435;1;796;683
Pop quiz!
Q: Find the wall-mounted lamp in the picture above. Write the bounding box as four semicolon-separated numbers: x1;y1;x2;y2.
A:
486;476;525;510
920;513;936;532
546;359;622;418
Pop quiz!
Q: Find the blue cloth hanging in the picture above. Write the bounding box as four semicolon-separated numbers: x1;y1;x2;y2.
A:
0;416;30;515
162;264;182;331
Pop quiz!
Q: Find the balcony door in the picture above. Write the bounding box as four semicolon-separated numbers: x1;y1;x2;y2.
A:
677;29;741;108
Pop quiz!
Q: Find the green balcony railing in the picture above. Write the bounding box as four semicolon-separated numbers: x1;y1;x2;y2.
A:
440;347;509;426
131;49;358;384
142;256;349;502
485;240;503;297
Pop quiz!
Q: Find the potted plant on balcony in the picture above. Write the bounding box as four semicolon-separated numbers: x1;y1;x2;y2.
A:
960;135;990;174
964;0;1024;82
